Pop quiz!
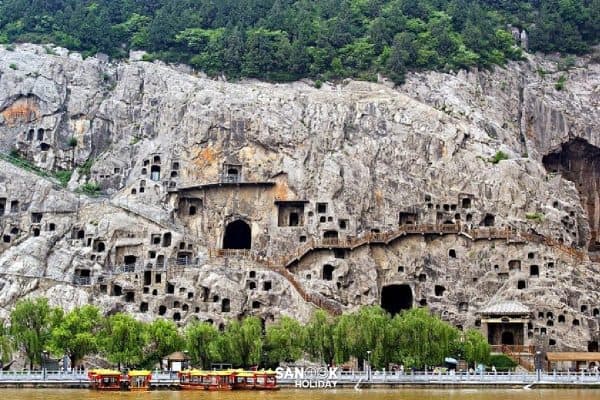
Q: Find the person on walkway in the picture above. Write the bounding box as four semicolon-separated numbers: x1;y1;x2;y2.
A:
491;365;497;374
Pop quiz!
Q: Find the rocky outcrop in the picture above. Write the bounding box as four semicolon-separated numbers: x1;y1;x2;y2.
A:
0;44;598;352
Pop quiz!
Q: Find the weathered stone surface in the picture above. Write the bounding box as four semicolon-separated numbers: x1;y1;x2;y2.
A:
0;44;598;352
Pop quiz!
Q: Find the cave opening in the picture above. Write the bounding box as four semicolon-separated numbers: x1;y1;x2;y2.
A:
381;284;413;316
542;138;600;251
223;220;251;249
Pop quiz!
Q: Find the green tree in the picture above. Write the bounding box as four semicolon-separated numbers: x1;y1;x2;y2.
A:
242;28;292;79
461;329;491;365
10;298;58;369
0;321;13;365
305;310;336;365
332;306;397;369
394;308;459;368
100;313;147;369
49;305;102;368
225;317;263;367
144;319;184;368
265;316;305;365
68;136;77;168
185;321;219;368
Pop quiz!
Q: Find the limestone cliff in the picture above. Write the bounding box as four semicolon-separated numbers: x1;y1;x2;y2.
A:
0;44;598;353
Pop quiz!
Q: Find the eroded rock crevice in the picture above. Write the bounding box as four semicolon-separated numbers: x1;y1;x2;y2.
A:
543;138;600;252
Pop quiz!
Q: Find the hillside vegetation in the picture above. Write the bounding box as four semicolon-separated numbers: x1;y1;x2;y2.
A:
0;0;598;82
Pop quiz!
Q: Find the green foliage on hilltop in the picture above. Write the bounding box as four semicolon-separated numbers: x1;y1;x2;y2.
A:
0;1;598;84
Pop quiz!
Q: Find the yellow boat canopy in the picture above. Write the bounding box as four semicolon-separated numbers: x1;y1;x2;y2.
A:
209;370;236;376
256;369;277;375
89;369;122;376
128;370;152;377
181;369;208;376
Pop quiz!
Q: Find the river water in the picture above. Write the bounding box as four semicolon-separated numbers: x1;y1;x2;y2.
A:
0;389;598;400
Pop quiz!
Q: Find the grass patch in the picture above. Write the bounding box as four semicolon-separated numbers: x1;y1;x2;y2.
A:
4;149;51;178
9;63;17;70
55;170;73;187
77;182;101;197
555;74;567;91
525;212;544;222
77;158;94;177
489;151;509;164
2;149;74;186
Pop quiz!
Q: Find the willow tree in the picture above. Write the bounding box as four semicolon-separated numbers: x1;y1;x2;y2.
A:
10;298;58;369
185;321;219;368
224;317;263;367
265;316;305;365
100;313;147;369
144;319;184;368
49;305;102;368
305;310;336;366
0;322;13;366
462;328;491;365
333;306;390;368
393;308;459;368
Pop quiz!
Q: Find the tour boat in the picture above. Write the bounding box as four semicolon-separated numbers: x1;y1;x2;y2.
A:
205;370;234;390
88;369;123;391
179;369;209;390
232;370;256;390
127;370;152;391
253;369;279;390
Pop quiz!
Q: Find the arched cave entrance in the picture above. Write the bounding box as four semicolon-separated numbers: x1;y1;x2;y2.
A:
381;284;413;316
223;220;251;249
501;331;515;345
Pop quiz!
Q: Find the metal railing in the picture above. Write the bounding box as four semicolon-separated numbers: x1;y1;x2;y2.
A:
0;370;88;382
1;369;598;386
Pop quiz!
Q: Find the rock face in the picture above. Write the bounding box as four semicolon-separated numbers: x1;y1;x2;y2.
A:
0;44;599;353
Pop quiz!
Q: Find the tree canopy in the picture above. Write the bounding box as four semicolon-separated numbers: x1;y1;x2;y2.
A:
4;297;491;370
0;1;597;83
100;313;147;368
48;305;102;367
9;298;58;369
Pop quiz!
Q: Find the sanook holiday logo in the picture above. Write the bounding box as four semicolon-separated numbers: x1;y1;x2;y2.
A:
275;367;339;388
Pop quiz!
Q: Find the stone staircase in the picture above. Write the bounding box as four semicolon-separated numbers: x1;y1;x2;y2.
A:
492;345;536;372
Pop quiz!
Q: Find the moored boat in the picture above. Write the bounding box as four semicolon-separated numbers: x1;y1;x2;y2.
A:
232;370;256;390
127;370;152;391
88;369;123;391
206;370;234;390
253;369;279;390
178;369;209;390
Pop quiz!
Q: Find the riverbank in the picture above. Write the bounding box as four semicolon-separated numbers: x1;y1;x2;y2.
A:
0;370;599;389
